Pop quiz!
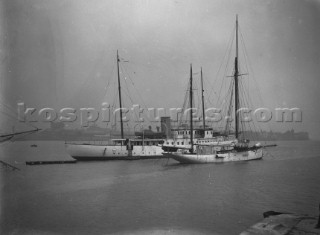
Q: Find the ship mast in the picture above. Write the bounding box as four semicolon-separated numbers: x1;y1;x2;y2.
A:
234;15;239;139
201;67;205;133
189;64;194;153
117;50;124;139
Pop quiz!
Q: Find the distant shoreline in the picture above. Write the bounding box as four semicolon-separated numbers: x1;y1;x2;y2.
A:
14;129;310;142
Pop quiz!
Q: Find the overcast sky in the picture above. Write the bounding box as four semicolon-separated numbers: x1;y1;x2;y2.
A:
1;0;320;139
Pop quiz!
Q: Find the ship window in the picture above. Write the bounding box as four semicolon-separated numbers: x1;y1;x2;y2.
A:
172;142;174;145
166;142;169;144
177;142;179;145
182;142;184;145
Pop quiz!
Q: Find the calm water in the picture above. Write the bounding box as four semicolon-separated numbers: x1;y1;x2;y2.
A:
1;140;320;234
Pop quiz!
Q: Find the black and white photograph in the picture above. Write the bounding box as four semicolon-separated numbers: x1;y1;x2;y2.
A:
1;0;320;234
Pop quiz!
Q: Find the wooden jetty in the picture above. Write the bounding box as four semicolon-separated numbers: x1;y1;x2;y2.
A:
26;160;77;165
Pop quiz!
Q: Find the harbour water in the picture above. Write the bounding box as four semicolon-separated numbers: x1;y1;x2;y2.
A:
1;140;320;234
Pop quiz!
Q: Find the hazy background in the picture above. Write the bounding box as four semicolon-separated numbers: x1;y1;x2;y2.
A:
0;0;319;138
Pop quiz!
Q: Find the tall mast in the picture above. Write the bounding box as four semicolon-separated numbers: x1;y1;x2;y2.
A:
189;64;194;153
201;67;206;132
117;50;124;139
234;15;239;139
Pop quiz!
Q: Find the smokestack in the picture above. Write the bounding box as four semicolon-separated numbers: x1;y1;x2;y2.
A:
160;117;172;138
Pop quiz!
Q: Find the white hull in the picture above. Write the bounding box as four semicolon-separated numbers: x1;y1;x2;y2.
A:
65;144;164;160
163;148;263;164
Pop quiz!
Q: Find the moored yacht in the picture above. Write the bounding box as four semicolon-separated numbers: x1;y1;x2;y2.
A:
65;50;165;160
162;16;272;164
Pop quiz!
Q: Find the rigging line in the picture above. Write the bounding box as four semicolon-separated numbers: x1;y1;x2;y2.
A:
238;27;267;140
120;66;134;105
120;64;152;123
0;105;18;121
207;24;236;102
217;25;236;104
122;75;147;124
202;77;215;107
238;81;251;138
192;76;200;116
120;65;153;124
215;78;233;133
203;76;217;109
236;27;257;140
0;105;40;131
239;27;265;107
225;79;235;134
238;40;251;99
110;79;118;125
102;60;116;100
239;80;261;140
194;89;201;127
122;81;135;106
212;79;231;131
121;62;152;116
0;99;20;118
110;57;119;106
0;110;20;122
215;33;236;110
178;79;190;126
8;129;40;142
105;59;120;127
